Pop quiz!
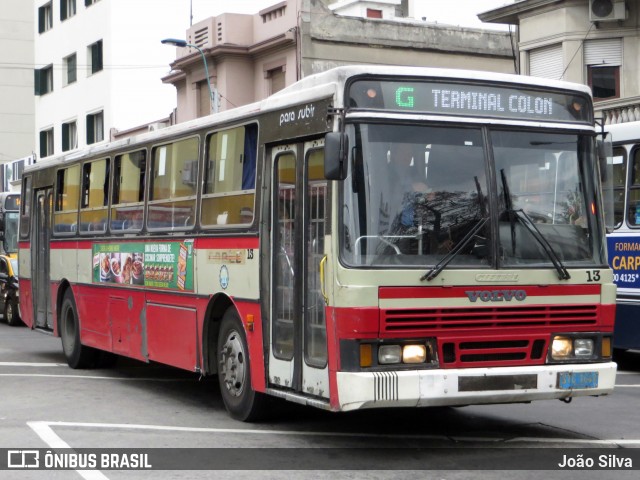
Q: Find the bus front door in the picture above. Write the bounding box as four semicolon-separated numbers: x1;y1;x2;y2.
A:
269;141;329;400
32;188;53;329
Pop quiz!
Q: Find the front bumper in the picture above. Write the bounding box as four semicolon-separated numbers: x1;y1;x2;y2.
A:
336;362;617;411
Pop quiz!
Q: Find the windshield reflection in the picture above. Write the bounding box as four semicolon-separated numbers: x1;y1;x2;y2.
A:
340;124;602;270
342;124;490;267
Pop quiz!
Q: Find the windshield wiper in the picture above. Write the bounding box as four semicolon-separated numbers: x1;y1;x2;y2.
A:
499;168;570;281
421;216;489;282
508;208;571;280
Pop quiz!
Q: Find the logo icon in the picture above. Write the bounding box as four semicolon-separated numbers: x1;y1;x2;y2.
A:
465;289;527;302
219;265;229;289
8;450;40;469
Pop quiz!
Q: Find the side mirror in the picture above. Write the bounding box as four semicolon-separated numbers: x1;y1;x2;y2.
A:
324;132;348;181
597;136;615;232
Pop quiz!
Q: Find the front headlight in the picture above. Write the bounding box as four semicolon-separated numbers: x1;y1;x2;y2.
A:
378;345;402;364
402;344;427;364
574;339;594;357
551;336;573;360
551;335;598;361
378;344;429;364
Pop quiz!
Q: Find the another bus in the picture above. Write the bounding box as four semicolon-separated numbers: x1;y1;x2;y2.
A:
19;66;617;421
0;192;20;258
605;120;640;351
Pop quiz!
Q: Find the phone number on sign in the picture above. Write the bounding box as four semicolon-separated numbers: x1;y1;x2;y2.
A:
613;273;640;284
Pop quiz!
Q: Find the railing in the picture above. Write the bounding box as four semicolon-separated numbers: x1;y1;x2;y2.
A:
596;98;640;125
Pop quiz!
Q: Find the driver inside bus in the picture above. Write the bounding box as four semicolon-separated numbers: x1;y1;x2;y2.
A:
386;142;447;254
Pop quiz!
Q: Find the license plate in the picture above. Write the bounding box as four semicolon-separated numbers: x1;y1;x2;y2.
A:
558;371;598;389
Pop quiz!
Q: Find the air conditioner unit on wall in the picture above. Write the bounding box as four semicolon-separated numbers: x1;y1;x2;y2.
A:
590;0;627;22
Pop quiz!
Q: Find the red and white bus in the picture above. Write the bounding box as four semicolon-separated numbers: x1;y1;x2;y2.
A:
19;66;617;420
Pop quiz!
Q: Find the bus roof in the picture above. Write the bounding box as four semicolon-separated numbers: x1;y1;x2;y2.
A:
24;65;593;174
605;120;640;144
274;65;593;98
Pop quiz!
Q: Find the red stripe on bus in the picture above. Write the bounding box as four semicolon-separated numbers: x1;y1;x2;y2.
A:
195;237;260;249
51;240;92;250
379;284;600;299
48;237;260;250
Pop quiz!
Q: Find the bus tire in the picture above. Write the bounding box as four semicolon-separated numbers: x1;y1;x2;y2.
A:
4;297;21;326
217;308;266;421
60;290;98;369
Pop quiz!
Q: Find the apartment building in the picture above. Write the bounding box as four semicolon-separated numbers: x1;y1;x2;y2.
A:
480;0;640;124
34;0;191;159
162;0;516;123
0;1;34;190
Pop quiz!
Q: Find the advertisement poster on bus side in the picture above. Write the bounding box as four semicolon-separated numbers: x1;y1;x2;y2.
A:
607;236;640;290
92;240;194;291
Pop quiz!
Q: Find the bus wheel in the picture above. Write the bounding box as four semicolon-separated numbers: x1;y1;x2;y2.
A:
60;290;97;369
217;308;266;421
4;297;21;326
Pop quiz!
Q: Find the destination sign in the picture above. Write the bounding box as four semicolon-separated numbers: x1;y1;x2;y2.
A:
347;79;592;124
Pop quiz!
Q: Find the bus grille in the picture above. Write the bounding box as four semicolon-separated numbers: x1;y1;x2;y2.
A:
382;304;598;332
381;304;598;367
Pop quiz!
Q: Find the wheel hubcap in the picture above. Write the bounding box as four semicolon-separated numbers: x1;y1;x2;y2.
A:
219;329;246;397
62;308;76;354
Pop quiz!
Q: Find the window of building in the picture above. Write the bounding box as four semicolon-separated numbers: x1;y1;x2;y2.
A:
62;120;78;152
149;137;199;230
79;158;109;233
61;0;77;21
86;111;104;145
261;4;285;22
111;150;146;232
367;9;383;18
34;65;54;95
202;124;257;227
63;53;77;86
197;80;212;117
39;128;54;158
585;38;622;102
588;66;620;101
87;39;103;75
54;164;81;234
38;2;53;33
529;44;563;80
270;68;285;94
85;0;101;6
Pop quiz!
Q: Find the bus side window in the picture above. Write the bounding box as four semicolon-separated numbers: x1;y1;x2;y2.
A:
110;150;146;232
628;149;640;227
201;123;257;227
53;165;80;235
79;158;109;234
149;137;198;231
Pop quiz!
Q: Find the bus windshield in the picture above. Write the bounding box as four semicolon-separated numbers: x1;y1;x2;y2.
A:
341;123;603;269
2;211;19;255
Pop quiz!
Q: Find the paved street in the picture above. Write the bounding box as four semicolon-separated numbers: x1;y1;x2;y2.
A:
1;321;639;479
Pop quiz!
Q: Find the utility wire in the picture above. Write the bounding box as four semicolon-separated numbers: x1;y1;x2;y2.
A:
560;22;595;80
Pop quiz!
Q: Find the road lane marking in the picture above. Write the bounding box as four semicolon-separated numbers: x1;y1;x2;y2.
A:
26;419;640;478
0;373;196;382
28;420;640;445
28;421;109;480
506;437;640;445
0;361;67;367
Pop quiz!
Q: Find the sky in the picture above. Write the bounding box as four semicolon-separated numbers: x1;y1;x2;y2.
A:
189;0;512;30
